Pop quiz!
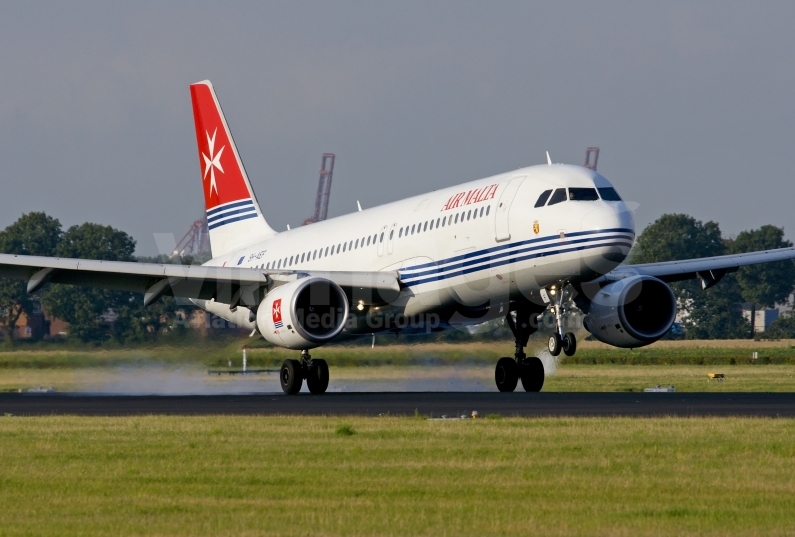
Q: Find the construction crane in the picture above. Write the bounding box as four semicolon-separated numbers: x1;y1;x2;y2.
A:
303;153;335;225
171;217;210;258
583;147;600;171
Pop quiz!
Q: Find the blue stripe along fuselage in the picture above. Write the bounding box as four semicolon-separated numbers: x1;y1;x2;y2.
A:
399;228;634;287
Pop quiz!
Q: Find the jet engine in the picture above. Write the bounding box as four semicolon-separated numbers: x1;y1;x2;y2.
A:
257;277;349;349
581;275;676;348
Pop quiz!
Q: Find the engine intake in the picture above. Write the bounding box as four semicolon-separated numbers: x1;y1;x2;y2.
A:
581;275;676;348
257;277;349;349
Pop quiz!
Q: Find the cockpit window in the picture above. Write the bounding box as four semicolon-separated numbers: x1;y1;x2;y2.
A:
547;188;567;206
534;189;553;207
598;187;622;201
568;188;599;201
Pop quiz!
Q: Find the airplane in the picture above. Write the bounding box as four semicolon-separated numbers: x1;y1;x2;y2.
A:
2;79;794;395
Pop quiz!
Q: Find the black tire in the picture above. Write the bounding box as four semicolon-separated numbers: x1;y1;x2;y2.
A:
306;359;330;395
563;332;577;357
280;359;304;395
520;357;545;392
495;357;519;392
548;333;562;357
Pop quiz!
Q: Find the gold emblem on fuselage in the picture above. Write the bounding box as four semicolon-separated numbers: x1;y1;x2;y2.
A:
533;220;540;234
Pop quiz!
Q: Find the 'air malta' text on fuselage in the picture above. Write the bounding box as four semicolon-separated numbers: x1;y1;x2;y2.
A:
441;184;498;211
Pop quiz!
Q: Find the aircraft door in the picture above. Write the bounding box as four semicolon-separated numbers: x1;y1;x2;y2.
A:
494;176;525;242
387;223;397;254
377;224;388;256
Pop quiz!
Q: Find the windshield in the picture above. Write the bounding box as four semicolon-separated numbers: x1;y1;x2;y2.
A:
568;188;599;201
598;187;622;201
547;188;567;206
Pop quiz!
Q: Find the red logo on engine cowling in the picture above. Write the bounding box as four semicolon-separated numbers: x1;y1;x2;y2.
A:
272;299;283;328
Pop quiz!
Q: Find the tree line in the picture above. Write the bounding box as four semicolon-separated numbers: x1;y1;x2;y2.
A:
0;212;193;344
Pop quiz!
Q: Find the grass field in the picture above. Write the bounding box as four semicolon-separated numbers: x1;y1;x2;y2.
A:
1;340;794;393
2;339;795;369
1;416;794;536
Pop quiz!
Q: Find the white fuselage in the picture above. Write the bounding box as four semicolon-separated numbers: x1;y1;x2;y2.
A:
202;164;635;334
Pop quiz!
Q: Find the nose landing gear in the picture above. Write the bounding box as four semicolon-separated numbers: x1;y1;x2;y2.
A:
546;286;577;358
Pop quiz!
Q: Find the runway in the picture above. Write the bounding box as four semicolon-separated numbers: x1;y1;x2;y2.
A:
2;392;795;417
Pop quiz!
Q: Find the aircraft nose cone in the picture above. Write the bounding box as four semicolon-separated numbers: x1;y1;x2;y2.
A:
581;203;635;234
579;203;635;276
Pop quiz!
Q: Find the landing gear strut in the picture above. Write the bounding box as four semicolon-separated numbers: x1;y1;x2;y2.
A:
495;306;545;392
280;350;330;395
546;286;577;358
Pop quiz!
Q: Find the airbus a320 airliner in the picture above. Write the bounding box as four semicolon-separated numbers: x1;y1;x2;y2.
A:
2;80;793;394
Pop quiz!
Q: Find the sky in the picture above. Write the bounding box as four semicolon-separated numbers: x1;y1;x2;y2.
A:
1;1;793;255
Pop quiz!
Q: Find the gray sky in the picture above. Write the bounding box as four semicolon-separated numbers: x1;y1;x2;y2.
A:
1;1;794;255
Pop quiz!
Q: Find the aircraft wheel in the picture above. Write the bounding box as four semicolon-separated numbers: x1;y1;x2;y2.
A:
306;359;330;395
548;333;562;357
495;357;519;392
520;357;545;392
280;359;303;395
562;332;577;357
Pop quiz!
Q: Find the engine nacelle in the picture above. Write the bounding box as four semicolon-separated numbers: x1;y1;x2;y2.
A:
581;275;676;348
257;277;349;350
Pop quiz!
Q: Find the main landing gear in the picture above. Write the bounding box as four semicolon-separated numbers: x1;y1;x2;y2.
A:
280;350;329;395
496;307;545;392
545;286;577;358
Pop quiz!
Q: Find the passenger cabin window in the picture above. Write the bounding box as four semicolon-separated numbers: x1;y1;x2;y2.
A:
568;188;599;201
547;188;567;206
535;189;553;207
598;187;622;201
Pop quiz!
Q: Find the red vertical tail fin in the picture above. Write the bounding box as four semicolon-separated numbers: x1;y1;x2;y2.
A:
190;80;276;257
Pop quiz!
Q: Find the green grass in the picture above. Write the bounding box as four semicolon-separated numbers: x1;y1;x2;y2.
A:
0;416;794;536
543;364;795;392
1;339;795;370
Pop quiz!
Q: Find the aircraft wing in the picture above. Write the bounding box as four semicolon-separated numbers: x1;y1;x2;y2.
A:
0;254;400;307
607;247;795;288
